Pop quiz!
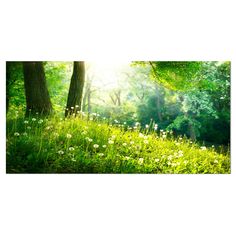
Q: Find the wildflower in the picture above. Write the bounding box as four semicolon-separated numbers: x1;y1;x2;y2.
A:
162;134;167;138
108;140;114;144
69;147;75;151
124;122;127;125
22;132;28;136
124;156;130;160
179;137;183;140
155;159;160;162
32;118;36;122
175;142;180;146
102;145;107;148
98;124;101;127
58;150;64;155
98;153;104;157
212;145;215;148
53;132;59;137
139;133;144;138
160;129;163;132
111;135;116;139
145;124;149;129
71;106;74;109
144;140;149;144
24;120;29;124
135;122;140;126
139;158;144;164
82;131;87;135
66;133;72;139
27;126;31;130
167;161;171;165
14;132;20;136
214;159;218;164
71;158;76;162
200;146;207;151
130;141;134;145
46;126;51;130
183;160;188;165
75;105;79;108
122;143;127;146
93;144;99;149
85;137;93;142
38;119;43;124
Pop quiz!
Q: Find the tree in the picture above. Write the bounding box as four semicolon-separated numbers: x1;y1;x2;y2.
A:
65;61;85;117
23;62;52;116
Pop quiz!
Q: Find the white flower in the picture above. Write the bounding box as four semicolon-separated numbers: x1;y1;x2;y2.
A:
98;153;104;157
93;144;99;149
111;135;116;139
85;137;93;142
58;150;64;155
124;156;130;160
75;105;79;108
66;133;72;139
32;118;36;122
82;131;87;135
71;107;74;109
108;140;114;144
139;133;144;138
130;141;134;145
38;119;43;124
145;124;149;129
24;120;29;124
102;145;107;148
214;159;218;164
46;126;51;130
124;122;127;125
200;146;207;151
122;143;127;146
22;132;27;136
167;161;171;165
14;132;20;136
162;134;167;138
139;158;144;164
71;158;76;162
98;124;101;127
183;160;188;165
27;126;31;130
69;147;75;151
155;159;160;162
144;140;149;144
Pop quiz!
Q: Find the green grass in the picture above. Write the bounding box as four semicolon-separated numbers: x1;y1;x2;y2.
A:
6;113;230;174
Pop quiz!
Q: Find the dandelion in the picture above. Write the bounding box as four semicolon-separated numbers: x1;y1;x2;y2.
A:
32;118;36;122
111;135;116;139
98;124;101;127
200;146;207;151
69;147;75;151
160;129;163;132
175;142;180;146
85;137;93;142
93;144;99;149
139;133;144;138
108;140;114;144
124;156;130;160
71;106;74;109
24;120;29;124
155;159;160;162
22;132;28;136
102;145;107;148
183;160;188;165
27;126;31;130
214;159;218;164
58;150;64;155
139;158;144;164
75;105;79;108
98;153;104;157
179;137;183;140
130;141;134;145
38;119;43;124
14;132;20;136
167;161;171;165
144;140;149;144
66;134;72;139
82;131;87;135
145;124;149;129
124;122;127;125
46;126;51;130
122;143;127;147
162;134;167;139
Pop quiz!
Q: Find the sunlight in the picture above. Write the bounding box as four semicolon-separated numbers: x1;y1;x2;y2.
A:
86;61;132;89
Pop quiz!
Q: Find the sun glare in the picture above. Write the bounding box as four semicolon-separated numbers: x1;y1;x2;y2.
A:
86;61;131;89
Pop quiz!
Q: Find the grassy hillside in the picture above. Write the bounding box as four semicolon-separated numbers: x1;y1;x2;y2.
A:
6;113;230;174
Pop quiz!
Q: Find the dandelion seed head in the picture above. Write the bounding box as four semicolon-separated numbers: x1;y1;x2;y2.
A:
93;144;99;149
66;134;72;139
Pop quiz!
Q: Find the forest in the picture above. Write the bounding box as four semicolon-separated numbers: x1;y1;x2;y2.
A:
6;61;230;173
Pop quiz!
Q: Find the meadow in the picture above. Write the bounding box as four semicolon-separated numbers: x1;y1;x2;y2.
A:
6;111;230;174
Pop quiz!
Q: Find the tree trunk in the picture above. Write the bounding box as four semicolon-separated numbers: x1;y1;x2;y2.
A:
23;62;52;116
65;61;85;117
188;121;196;141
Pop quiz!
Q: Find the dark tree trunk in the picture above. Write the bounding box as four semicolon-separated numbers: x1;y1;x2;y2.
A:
188;122;196;141
23;62;52;116
65;61;85;117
